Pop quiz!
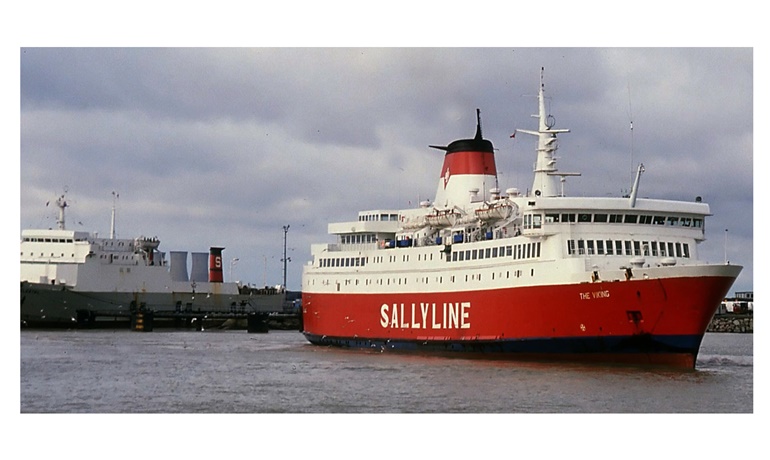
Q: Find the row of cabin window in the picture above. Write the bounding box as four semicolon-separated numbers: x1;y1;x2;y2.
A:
567;239;690;258
21;252;75;258
339;234;378;245
319;256;367;268
321;251;440;267
101;254;139;262
22;237;76;243
358;213;399;222
325;268;535;288
449;242;541;262
524;213;704;229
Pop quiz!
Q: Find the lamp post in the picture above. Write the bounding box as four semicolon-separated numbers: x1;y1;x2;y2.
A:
230;258;239;281
282;225;291;290
724;229;729;264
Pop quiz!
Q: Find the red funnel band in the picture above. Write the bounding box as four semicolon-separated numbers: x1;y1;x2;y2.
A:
440;150;497;178
209;247;224;283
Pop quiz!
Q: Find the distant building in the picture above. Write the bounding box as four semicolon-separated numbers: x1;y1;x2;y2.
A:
735;291;753;301
718;291;753;314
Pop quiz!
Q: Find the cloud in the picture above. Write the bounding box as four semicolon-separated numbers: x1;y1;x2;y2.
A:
19;48;753;292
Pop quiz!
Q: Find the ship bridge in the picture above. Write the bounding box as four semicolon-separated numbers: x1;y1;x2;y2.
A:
517;196;709;236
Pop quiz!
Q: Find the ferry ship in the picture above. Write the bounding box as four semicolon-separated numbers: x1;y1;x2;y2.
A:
20;194;284;327
300;69;742;368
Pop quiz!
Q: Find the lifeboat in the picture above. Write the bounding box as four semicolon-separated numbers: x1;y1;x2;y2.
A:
425;209;461;227
475;201;515;221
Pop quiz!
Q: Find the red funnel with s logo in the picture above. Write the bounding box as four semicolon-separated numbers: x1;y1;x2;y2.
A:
209;247;224;283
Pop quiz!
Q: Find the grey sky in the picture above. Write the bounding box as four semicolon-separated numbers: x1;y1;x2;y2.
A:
19;47;753;293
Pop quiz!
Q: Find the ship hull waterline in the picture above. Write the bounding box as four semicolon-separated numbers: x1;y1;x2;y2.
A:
302;269;739;369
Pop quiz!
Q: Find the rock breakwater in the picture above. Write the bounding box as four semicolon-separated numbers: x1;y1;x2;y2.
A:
707;314;753;333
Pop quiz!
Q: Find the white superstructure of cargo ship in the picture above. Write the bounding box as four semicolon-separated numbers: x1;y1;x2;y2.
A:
21;194;283;326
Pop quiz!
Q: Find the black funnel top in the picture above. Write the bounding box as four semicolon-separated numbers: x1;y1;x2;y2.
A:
430;108;495;154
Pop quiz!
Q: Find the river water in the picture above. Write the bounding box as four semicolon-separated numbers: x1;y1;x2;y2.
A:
20;329;752;413
18;329;756;456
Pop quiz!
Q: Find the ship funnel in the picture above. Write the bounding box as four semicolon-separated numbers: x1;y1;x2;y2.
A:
209;247;224;283
190;252;209;282
169;251;189;282
430;109;497;208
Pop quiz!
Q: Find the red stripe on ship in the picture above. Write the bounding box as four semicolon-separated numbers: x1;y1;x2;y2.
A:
440;150;497;177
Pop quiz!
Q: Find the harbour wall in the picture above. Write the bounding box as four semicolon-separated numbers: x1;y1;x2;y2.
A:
707;314;753;333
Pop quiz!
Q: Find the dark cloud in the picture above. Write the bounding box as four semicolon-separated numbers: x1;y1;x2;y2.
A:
19;48;753;292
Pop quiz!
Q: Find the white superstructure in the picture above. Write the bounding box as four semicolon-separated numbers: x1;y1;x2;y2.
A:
303;69;714;294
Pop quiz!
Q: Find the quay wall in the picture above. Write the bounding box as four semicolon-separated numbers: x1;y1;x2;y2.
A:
707;314;753;333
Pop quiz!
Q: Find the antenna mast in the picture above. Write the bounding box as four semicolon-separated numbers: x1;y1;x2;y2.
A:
628;82;635;187
516;67;574;197
110;191;119;239
55;193;68;230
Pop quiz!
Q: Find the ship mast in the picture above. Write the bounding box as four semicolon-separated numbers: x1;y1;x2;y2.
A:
517;67;573;197
55;194;68;230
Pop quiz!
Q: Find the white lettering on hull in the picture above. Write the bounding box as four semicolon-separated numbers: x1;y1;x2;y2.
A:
579;290;611;300
379;302;471;330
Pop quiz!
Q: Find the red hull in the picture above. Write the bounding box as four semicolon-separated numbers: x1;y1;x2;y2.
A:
302;274;737;368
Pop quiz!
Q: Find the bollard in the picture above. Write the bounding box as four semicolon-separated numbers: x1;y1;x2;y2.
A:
131;310;154;332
